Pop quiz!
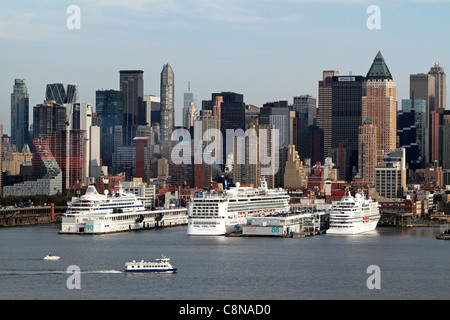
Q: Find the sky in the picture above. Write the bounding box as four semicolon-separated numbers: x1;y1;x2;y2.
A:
1;0;449;136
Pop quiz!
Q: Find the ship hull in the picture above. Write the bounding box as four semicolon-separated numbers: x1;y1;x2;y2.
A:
125;269;177;273
186;218;242;236
327;218;380;235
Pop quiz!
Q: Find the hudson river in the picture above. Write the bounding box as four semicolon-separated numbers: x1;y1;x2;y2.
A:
0;224;449;301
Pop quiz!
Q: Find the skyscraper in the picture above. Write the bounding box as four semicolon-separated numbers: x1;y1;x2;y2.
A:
410;73;435;120
318;70;339;158
46;83;78;105
429;62;446;111
11;79;30;152
330;75;365;181
260;101;290;148
0;123;2;195
143;95;160;127
400;99;427;169
33;100;66;139
358;118;377;185
183;85;197;128
46;83;65;104
160;63;174;141
292;95;316;127
362;51;397;165
233;117;276;188
120;70;144;145
96;90;124;167
66;102;101;181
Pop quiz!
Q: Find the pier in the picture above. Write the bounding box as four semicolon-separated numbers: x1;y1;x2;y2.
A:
0;204;55;227
226;230;326;238
58;207;188;235
225;211;328;238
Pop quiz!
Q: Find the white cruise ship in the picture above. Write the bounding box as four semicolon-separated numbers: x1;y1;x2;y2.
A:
60;185;187;234
327;191;380;235
187;179;290;236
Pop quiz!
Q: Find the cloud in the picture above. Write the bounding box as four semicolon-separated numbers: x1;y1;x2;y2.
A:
0;12;62;41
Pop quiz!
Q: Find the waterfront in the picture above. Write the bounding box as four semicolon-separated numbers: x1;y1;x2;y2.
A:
0;223;449;300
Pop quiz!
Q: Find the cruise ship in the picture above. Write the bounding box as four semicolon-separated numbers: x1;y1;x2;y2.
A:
327;191;380;235
60;185;187;234
187;178;290;236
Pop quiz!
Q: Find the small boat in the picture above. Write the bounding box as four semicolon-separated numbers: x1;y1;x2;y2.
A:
124;255;177;273
43;253;60;261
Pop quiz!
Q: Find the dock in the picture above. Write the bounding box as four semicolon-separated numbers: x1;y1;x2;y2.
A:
225;230;326;238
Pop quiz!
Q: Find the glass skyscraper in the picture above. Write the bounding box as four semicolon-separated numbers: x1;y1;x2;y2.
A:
96;89;124;167
11;79;30;152
120;70;144;145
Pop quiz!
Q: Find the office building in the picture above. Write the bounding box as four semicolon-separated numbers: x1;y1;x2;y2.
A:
429;62;446;111
160;64;174;141
260;100;290;149
143;95;160;127
410;73;435;120
113;145;136;180
2;145;33;176
318;70;339;158
397;110;420;171
401;99;428;166
183;88;197;128
11;79;30;152
292;95;316;127
375;147;406;199
233;118;276;188
330;75;365;181
96;89;124;168
133;137;151;182
283;145;308;189
298;125;324;165
120;70;144;145
363;51;397;165
45;83;77;105
121;180;156;209
205;92;246;165
358;118;377;185
66;102;102;180
33;100;67;139
442;111;450;170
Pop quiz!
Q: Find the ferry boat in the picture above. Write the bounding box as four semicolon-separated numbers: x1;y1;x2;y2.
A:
187;178;290;236
60;185;187;234
327;190;380;235
124;255;177;273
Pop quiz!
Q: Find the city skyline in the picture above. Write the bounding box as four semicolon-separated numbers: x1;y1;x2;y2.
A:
1;1;450;136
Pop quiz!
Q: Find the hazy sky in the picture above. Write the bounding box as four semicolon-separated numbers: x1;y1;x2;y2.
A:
1;0;449;135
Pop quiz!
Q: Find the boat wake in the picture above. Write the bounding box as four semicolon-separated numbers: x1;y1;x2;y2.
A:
0;269;124;275
83;270;123;274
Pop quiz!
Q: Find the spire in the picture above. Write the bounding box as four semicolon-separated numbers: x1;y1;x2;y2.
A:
363;118;372;125
366;51;393;80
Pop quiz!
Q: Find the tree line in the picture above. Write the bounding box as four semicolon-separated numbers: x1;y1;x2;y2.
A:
0;194;72;207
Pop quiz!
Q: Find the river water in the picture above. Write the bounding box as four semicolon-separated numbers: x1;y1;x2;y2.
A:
0;223;449;301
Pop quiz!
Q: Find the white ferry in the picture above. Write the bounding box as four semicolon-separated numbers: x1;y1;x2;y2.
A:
187;179;290;236
327;190;380;235
124;255;177;273
60;186;187;234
